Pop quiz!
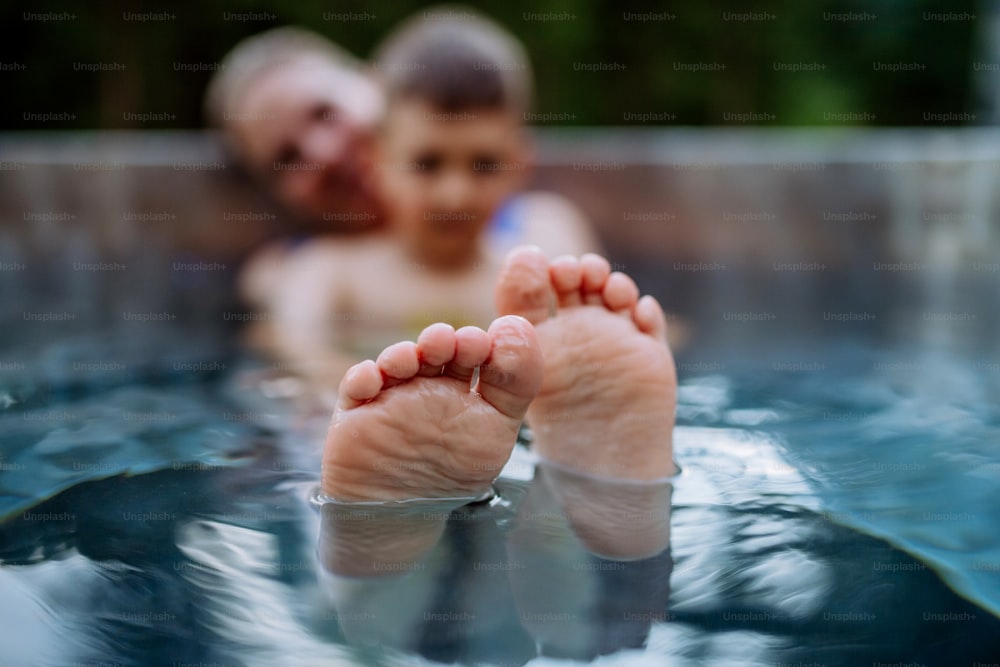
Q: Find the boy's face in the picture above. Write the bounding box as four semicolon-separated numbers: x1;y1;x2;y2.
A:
377;99;530;268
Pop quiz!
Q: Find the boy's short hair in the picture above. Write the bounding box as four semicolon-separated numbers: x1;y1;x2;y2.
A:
205;26;363;129
372;6;532;115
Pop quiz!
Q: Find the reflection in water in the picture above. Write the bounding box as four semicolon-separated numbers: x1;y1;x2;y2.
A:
506;463;673;660
317;462;674;664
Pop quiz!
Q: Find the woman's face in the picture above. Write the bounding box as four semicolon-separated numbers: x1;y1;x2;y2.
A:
229;59;385;225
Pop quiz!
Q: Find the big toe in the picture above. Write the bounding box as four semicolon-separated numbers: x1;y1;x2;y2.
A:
495;246;553;325
477;315;544;419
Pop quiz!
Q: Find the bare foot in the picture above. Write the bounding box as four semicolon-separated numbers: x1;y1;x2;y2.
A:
321;316;543;501
496;246;677;480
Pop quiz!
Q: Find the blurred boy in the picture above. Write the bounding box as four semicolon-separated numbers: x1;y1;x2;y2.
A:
260;9;599;395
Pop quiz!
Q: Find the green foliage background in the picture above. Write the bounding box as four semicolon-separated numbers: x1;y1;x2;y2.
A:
1;0;983;128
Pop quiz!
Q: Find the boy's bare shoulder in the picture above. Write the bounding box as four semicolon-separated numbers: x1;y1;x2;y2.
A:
515;191;604;256
517;190;581;217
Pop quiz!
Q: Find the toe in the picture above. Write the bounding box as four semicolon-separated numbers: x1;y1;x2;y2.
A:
495;245;553;324
580;253;611;305
478;315;544;419
416;322;456;376
444;326;491;383
376;341;420;388
602;272;640;311
337;360;383;410
550;255;583;308
633;295;669;342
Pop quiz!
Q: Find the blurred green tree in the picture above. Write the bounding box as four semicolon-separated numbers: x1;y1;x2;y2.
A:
0;0;981;129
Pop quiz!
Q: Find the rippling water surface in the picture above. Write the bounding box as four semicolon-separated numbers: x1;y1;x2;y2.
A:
1;326;999;667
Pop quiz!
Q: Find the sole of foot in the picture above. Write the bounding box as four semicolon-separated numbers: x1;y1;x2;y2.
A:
321;315;543;502
495;246;677;480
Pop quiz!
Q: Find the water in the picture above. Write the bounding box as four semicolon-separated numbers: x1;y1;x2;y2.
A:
3;239;1000;667
2;313;1000;667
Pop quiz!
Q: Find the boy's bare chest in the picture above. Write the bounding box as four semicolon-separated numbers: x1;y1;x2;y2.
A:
345;264;498;347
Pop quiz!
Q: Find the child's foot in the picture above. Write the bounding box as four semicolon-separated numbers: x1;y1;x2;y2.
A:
496;246;677;479
321;316;543;501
